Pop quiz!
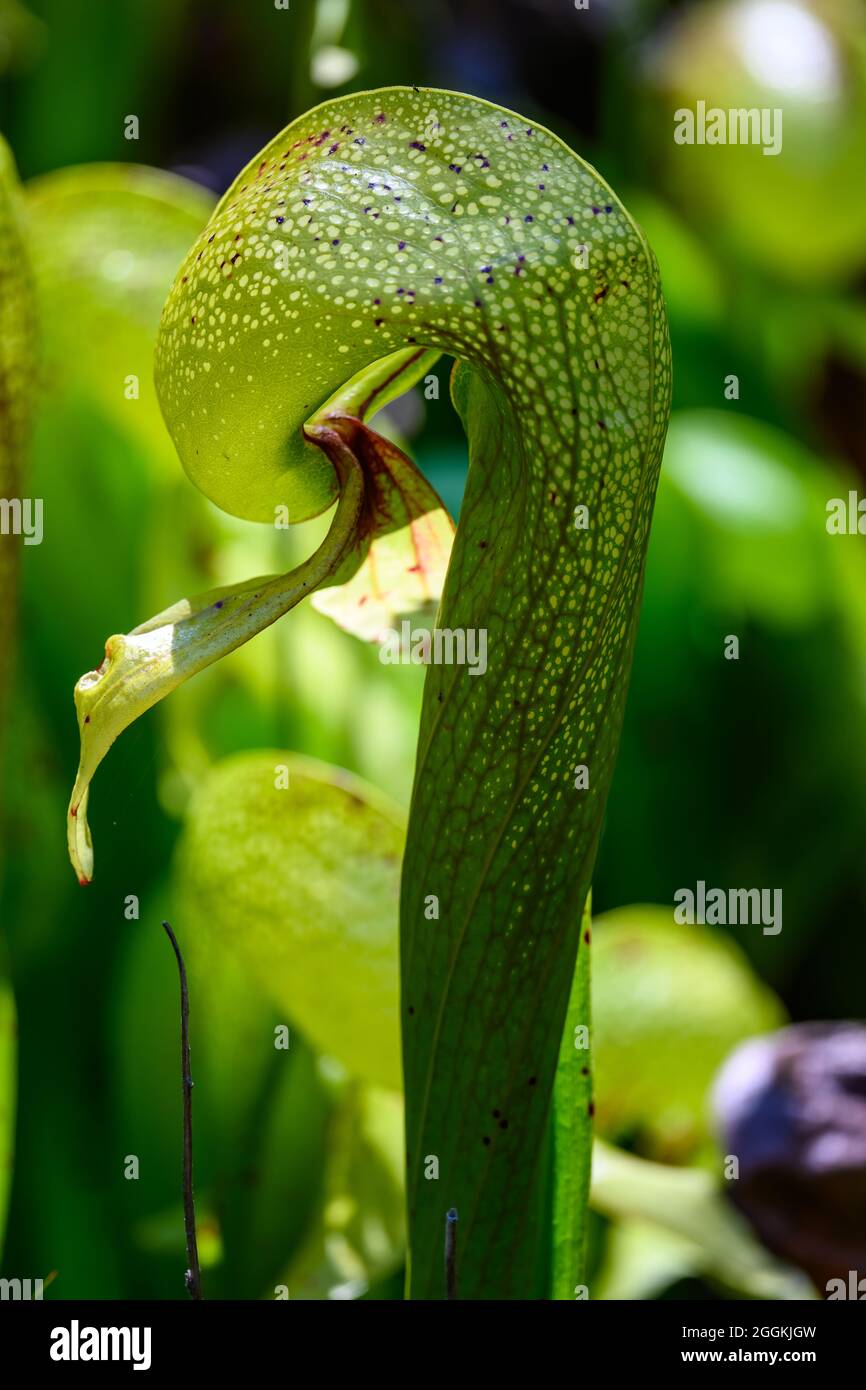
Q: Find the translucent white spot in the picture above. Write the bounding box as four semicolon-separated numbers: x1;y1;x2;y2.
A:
735;0;839;100
101;249;135;282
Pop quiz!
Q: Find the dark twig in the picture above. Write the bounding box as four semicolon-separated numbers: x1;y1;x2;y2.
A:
445;1207;458;1300
162;920;202;1300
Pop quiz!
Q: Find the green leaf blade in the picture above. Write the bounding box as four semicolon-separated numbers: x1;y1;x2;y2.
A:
550;896;593;1299
175;752;404;1090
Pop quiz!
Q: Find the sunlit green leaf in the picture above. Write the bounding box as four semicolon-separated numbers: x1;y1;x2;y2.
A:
549;894;592;1299
24;163;212;461
281;1081;405;1300
592;906;784;1159
591;1139;815;1300
593;1218;703;1302
644;0;866;285
176;751;403;1089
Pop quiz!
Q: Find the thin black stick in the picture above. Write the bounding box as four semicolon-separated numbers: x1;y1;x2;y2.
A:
445;1207;458;1300
162;920;202;1300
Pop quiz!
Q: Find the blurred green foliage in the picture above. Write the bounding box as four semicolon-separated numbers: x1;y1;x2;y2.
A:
591;906;784;1162
178;752;403;1090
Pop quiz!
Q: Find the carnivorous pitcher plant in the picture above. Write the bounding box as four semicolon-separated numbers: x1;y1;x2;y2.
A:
64;88;671;1298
